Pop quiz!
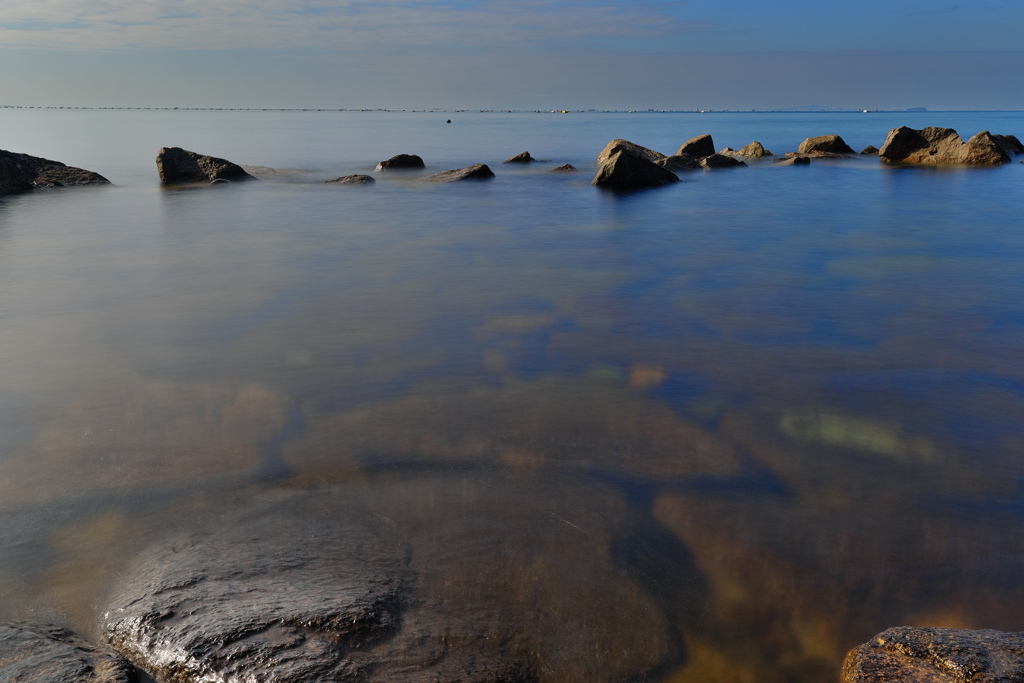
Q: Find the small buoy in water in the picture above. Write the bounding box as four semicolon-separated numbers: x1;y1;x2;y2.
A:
447;119;451;123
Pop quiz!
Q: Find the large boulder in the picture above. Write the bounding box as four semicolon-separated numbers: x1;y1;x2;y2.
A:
596;139;666;165
0;623;134;683
737;141;773;158
156;147;255;184
0;149;111;196
375;153;425;170
677;134;716;158
842;626;1024;683
878;126;1011;165
593;151;680;189
797;135;856;155
421;163;495;182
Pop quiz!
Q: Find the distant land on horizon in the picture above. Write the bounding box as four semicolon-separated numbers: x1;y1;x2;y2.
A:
3;105;989;114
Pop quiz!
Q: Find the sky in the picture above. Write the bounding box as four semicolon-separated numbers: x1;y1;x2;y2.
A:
0;0;1021;110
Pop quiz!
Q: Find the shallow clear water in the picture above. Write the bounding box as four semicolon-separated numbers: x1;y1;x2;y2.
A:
1;109;1023;682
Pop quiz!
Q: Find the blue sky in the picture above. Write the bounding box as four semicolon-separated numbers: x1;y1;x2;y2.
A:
0;0;1021;109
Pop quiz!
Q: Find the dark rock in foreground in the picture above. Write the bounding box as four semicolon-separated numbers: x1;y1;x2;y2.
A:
654;154;701;172
593;151;680;189
843;626;1024;683
503;151;535;163
677;134;716;158
596;139;666;165
0;149;111;196
0;623;133;683
878;127;1011;165
156;147;255;184
421;164;495;182
548;163;577;172
797;135;856;156
699;153;747;169
375;154;425;171
326;174;376;185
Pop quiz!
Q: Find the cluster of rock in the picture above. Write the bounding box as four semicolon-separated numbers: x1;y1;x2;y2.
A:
2;124;1020;198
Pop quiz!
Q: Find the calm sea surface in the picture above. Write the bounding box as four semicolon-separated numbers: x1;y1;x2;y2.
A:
1;109;1023;682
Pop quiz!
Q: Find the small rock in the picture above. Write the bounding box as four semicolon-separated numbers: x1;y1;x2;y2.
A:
593;151;679;189
548;163;577;172
375;154;425;171
677;134;716;158
774;155;811;166
326;174;376;185
156;147;255;184
860;145;879;155
0;149;111;196
502;151;534;163
724;141;773;158
699;153;747;169
843;626;1024;683
654;155;701;172
596;139;666;165
421;163;495;182
797;135;856;156
0;623;134;683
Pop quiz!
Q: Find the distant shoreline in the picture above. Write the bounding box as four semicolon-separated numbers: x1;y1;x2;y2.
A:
2;106;1022;114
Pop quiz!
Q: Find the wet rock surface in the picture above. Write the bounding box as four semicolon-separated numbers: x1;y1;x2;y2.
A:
0;623;133;683
593;150;680;188
677;134;716;158
0;149;111;195
596;139;666;165
421;163;495;182
375;154;425;170
156;147;255;184
842;626;1024;683
797;134;856;156
878;127;1011;165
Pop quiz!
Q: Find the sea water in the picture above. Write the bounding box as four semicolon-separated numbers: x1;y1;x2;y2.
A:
1;109;1023;683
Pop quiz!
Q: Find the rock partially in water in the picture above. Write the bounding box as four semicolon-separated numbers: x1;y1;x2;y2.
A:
502;151;535;163
654;154;701;172
723;141;773;159
0;623;133;683
677;134;716;158
878;127;1011;165
699;153;747;169
421;164;495;182
797;135;856;156
992;134;1024;155
593;150;680;189
596;139;666;165
156;147;255;184
548;163;577;172
326;174;376;185
842;626;1024;683
861;145;879;155
375;154;425;170
774;155;811;166
0;149;111;196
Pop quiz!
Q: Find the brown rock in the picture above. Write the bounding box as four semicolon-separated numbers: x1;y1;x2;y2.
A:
992;134;1024;155
699;153;747;169
0;623;133;683
797;135;855;155
0;149;111;195
375;154;425;170
677;134;716;158
878;127;1010;165
861;145;879;155
548;163;577;172
593;151;680;189
774;155;811;166
596;139;666;165
503;151;535;163
156;147;255;184
842;626;1024;683
421;163;495;182
325;174;376;185
728;141;773;158
653;154;701;172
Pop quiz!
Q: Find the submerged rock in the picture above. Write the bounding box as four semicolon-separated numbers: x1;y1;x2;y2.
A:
156;147;255;184
654;154;701;172
0;149;111;196
797;135;856;156
596;139;666;165
503;151;535;163
326;174;376;185
878;127;1011;165
699;153;747;169
593;150;680;188
375;153;425;170
421;163;495;182
677;134;716;158
843;626;1024;683
0;623;133;683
